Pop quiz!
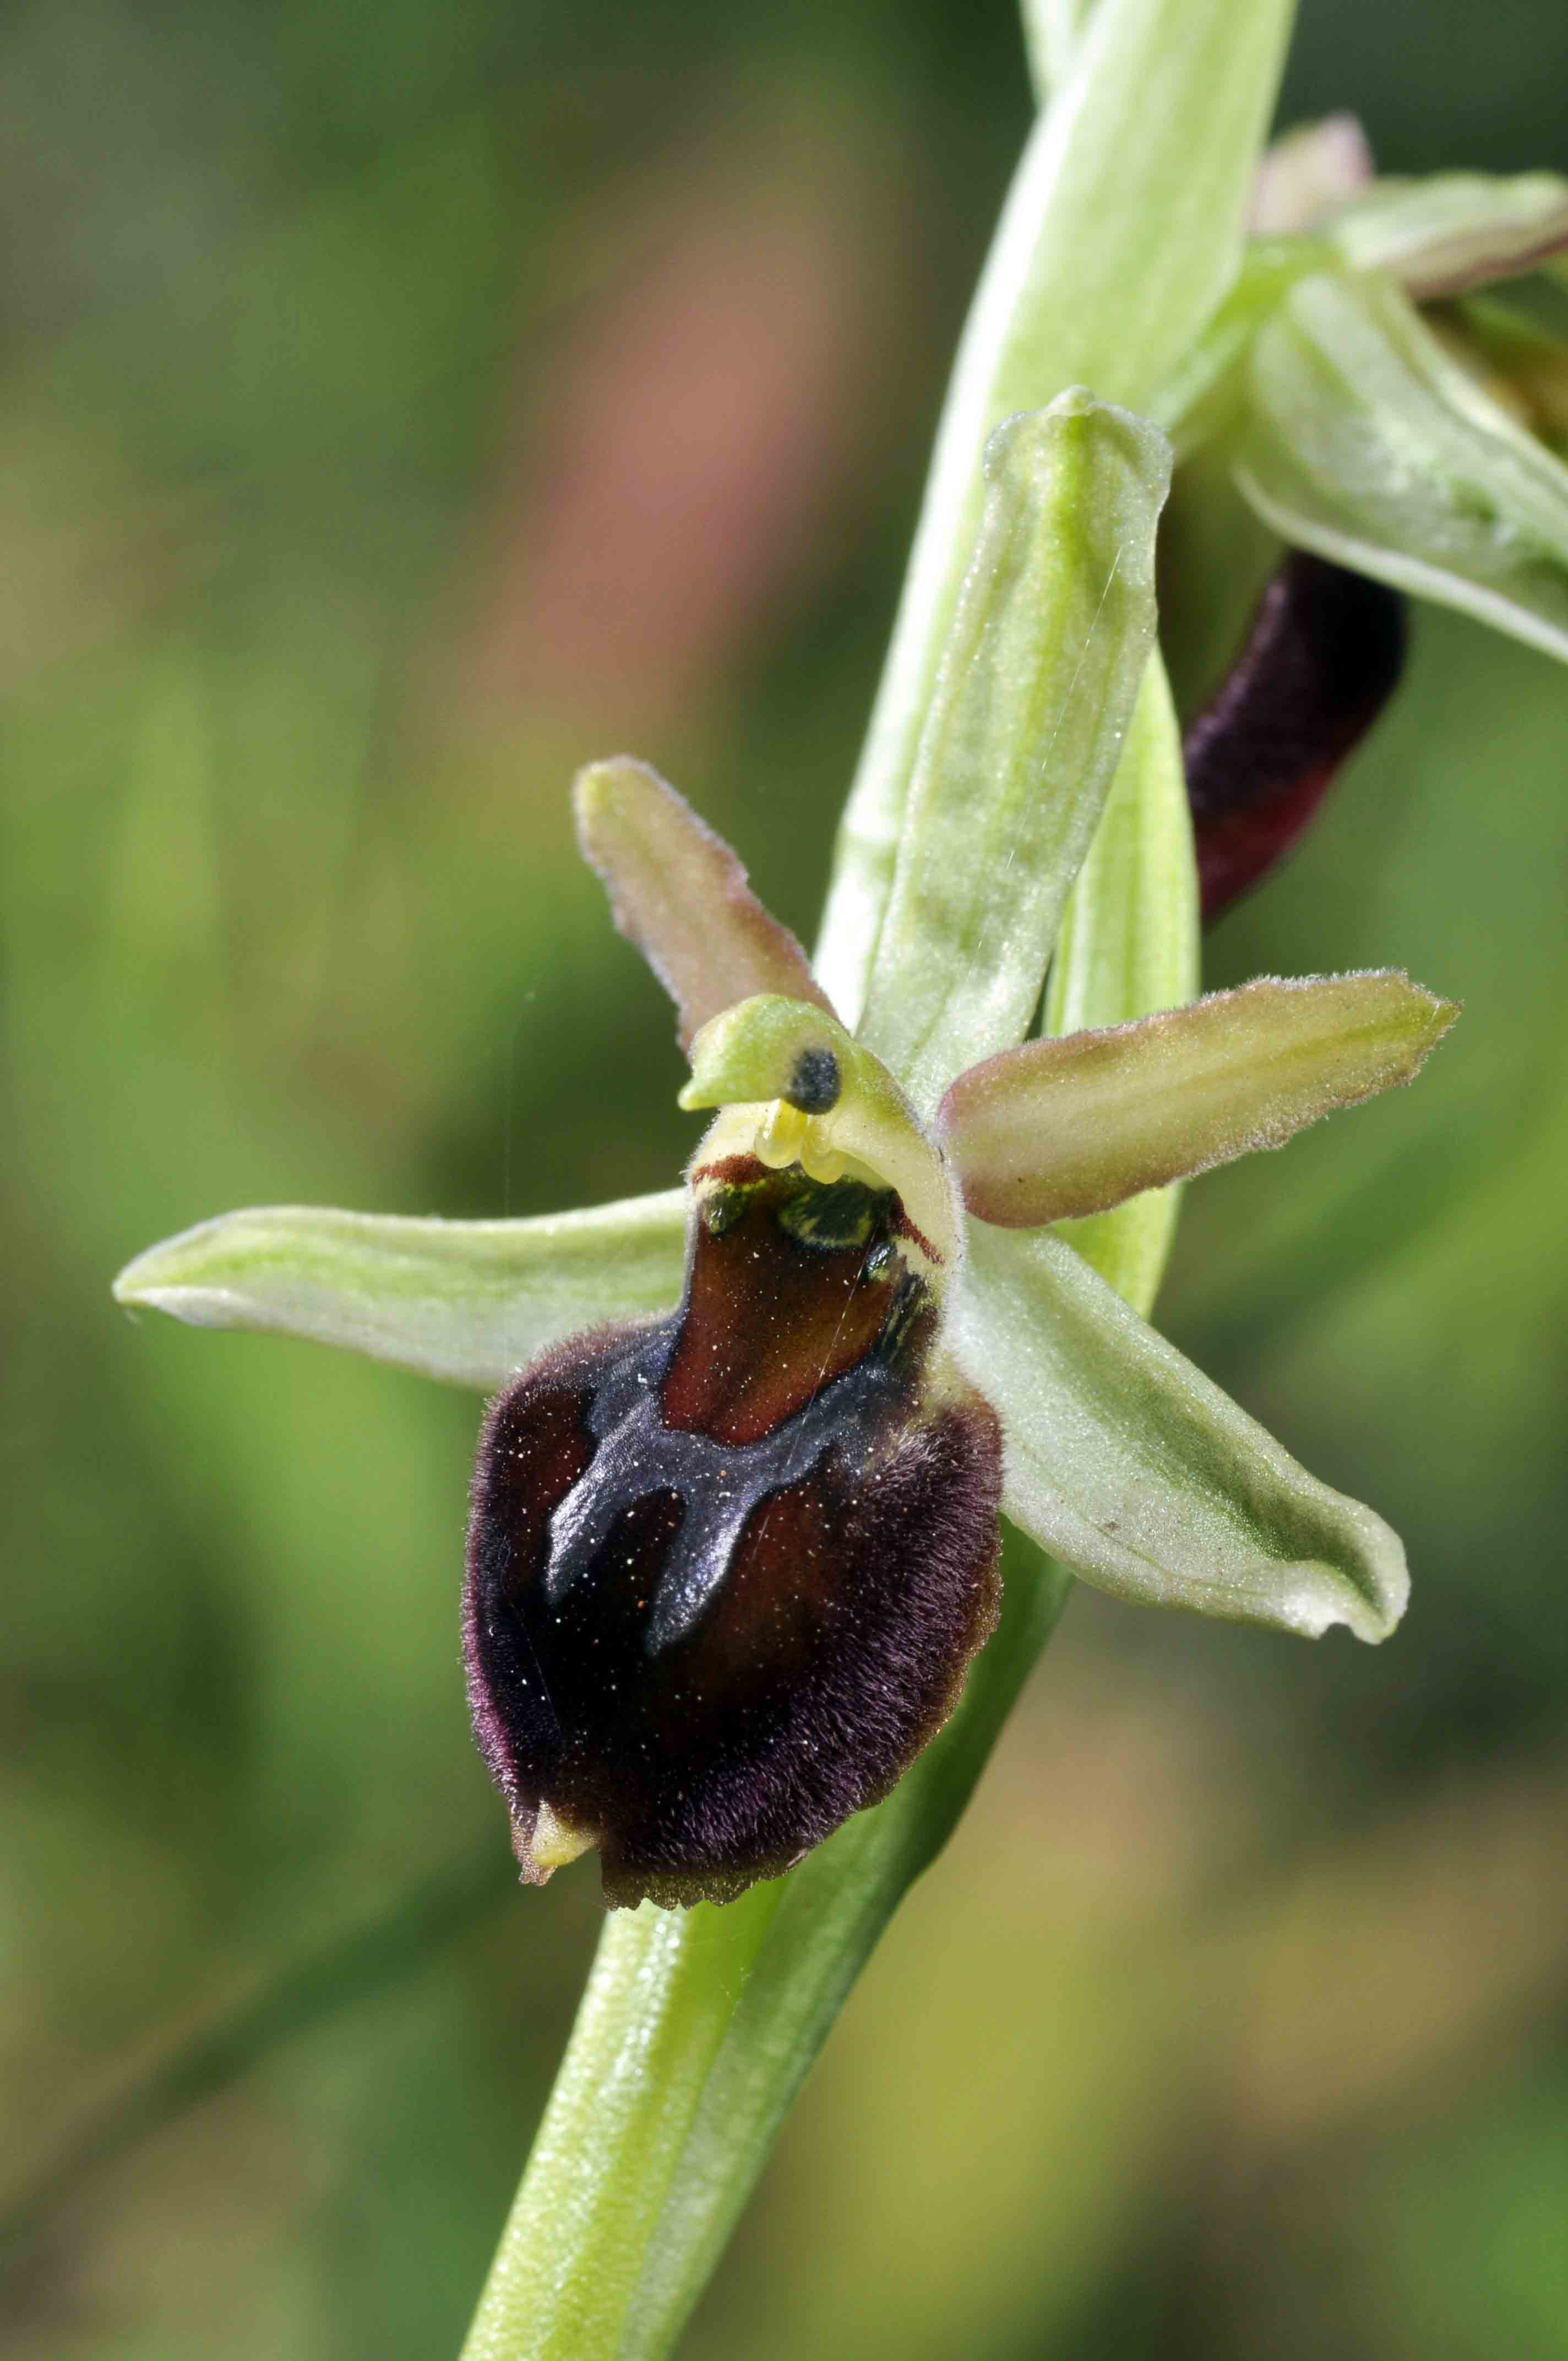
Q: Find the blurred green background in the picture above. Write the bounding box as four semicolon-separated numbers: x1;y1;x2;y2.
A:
4;2;1567;2355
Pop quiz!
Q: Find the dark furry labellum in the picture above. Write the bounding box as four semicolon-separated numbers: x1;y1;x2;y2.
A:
1183;552;1409;923
465;1160;1002;1908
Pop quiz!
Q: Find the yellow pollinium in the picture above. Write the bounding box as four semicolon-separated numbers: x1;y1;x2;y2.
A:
754;1097;852;1184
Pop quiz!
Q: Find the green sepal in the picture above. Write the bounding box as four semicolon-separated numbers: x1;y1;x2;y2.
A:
855;393;1170;1117
111;1195;688;1390
1235;267;1568;666
950;1219;1410;1642
1325;171;1568;300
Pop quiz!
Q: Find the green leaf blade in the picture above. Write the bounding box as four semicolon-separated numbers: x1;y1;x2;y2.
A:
856;392;1170;1114
112;1195;689;1391
951;1220;1409;1642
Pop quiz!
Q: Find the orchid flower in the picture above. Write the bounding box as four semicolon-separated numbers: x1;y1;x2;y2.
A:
116;393;1455;1912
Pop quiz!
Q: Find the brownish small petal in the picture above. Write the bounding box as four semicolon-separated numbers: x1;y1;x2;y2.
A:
939;972;1458;1227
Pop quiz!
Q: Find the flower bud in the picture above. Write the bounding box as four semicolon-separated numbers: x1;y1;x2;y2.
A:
1183;551;1408;921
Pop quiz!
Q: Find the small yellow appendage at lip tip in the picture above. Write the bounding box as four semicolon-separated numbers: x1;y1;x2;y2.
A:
531;1802;596;1872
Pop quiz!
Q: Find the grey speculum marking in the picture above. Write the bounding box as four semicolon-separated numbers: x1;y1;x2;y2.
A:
542;1321;902;1656
787;1045;841;1114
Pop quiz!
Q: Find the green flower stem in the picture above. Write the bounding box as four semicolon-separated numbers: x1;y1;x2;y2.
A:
460;1884;783;2361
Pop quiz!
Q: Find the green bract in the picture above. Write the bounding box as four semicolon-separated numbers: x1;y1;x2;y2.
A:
1038;649;1197;1307
856;394;1169;1113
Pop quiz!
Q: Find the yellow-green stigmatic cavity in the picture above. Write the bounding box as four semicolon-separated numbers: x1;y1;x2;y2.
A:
678;996;963;1287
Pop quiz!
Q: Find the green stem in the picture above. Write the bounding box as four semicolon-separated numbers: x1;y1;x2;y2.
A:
459;1884;783;2361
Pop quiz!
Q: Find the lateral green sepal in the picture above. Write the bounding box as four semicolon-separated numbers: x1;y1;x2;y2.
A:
949;1220;1411;1642
112;1195;689;1391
